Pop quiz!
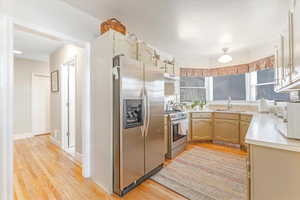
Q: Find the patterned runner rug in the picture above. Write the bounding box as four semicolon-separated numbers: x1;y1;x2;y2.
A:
151;147;247;200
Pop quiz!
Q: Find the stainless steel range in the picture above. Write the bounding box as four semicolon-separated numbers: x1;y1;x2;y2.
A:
166;112;188;159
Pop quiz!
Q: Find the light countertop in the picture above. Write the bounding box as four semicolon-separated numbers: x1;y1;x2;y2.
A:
188;109;254;115
246;113;300;152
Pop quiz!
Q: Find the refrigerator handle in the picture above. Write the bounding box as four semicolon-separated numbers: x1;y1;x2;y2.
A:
145;89;151;137
141;88;147;137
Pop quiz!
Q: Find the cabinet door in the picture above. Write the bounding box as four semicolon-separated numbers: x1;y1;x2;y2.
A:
291;1;300;81
214;119;239;144
114;33;138;60
174;64;180;77
191;119;213;141
165;63;175;75
283;28;292;86
138;42;154;65
277;35;286;89
275;43;283;91
240;121;250;146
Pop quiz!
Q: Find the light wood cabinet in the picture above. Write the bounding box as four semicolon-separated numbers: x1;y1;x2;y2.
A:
240;121;250;147
249;145;300;200
174;63;180;77
137;42;154;65
214;119;239;144
165;63;175;75
191;119;213;141
214;112;239;120
114;32;138;60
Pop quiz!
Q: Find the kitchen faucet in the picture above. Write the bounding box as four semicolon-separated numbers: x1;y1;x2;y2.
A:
227;96;232;110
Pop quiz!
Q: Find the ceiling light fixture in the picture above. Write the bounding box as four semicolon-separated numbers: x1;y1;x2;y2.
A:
13;50;23;55
218;48;232;64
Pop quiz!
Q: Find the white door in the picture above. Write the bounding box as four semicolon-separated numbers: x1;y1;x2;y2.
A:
32;74;50;135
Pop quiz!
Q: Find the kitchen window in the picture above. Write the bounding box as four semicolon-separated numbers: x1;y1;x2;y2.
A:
255;68;289;101
180;76;206;102
213;74;246;101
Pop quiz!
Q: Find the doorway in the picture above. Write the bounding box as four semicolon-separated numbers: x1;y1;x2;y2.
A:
32;73;51;136
61;58;77;154
0;17;91;200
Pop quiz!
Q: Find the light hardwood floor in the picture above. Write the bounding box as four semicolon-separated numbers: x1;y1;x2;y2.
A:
14;135;246;200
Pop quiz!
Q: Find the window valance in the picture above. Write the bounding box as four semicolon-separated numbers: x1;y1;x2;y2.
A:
181;56;274;77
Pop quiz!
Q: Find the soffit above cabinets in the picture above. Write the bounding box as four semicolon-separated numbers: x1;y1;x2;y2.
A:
61;0;290;67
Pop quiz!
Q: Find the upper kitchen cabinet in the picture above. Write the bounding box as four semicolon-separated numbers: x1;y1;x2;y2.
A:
114;32;138;60
174;63;181;77
276;1;300;91
291;0;300;81
165;63;175;75
137;42;154;66
275;37;284;91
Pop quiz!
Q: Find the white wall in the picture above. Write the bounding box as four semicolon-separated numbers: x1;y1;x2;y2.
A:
14;57;49;135
49;44;85;154
3;0;100;42
91;32;114;194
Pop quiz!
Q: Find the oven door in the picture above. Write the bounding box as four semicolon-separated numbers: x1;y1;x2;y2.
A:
171;119;187;142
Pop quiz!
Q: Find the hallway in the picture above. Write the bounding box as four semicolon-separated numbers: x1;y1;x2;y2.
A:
14;135;110;200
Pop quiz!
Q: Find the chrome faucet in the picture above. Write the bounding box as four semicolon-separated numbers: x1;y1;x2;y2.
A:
227;96;232;110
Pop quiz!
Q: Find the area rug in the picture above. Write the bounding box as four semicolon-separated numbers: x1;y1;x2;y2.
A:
151;147;247;200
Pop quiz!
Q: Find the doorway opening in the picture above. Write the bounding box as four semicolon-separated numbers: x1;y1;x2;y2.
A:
32;73;51;136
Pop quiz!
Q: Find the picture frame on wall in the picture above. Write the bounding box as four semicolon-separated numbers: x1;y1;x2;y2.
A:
51;70;59;92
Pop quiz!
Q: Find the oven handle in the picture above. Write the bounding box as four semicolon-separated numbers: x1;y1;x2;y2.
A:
171;119;187;124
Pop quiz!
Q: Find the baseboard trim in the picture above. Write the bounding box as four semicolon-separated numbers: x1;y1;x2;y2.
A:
50;136;61;147
13;133;34;140
75;152;82;163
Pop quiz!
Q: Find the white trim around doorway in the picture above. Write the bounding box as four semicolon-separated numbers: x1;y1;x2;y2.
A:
61;56;77;155
0;15;92;200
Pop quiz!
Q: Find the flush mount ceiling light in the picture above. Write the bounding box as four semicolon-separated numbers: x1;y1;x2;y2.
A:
218;48;232;64
13;50;23;55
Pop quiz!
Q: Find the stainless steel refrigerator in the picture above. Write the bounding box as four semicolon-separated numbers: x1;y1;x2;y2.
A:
112;55;165;196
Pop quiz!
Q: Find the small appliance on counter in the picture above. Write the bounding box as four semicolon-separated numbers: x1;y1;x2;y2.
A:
278;91;300;140
284;103;300;139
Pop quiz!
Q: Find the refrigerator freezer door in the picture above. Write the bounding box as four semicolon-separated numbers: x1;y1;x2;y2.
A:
144;64;165;174
114;56;145;192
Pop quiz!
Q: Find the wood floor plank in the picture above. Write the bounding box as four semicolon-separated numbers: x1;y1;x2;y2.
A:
14;135;246;200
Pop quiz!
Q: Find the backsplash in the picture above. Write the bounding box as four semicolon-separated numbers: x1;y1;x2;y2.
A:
207;104;258;112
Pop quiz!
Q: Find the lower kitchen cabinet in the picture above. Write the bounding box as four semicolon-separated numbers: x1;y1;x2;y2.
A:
249;144;300;200
240;121;250;147
191;119;213;141
214;119;239;144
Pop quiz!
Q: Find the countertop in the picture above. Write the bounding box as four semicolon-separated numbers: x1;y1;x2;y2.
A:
246;113;300;152
188;109;254;115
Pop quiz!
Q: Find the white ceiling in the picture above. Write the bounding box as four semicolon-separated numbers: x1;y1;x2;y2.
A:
14;29;64;62
61;0;291;67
